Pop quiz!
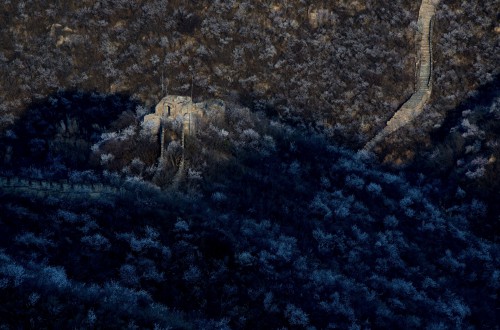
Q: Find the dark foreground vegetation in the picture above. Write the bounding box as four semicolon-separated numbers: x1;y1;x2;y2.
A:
0;0;499;328
1;137;499;328
1;91;499;329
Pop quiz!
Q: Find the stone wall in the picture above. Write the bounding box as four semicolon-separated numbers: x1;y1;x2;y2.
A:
0;177;125;199
363;0;438;151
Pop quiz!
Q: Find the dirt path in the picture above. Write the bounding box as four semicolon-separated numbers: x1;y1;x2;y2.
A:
363;0;438;151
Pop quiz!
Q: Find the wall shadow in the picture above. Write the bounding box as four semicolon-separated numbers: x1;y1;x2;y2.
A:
0;90;145;178
414;74;500;240
431;74;499;142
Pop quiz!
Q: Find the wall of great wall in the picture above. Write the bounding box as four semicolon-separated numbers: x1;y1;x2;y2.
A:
0;176;126;199
363;0;439;151
1;97;223;199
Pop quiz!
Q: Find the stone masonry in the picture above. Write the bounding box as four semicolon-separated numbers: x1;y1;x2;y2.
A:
143;95;225;160
363;0;439;151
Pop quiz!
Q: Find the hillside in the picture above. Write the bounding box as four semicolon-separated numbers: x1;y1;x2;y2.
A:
0;0;499;328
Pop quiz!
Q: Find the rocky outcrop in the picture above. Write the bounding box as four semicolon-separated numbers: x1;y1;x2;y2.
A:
363;0;439;151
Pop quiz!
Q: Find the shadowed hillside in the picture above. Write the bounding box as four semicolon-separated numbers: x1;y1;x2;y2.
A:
0;90;148;179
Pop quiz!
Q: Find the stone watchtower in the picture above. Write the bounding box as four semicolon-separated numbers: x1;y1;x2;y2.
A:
154;95;202;136
142;95;204;159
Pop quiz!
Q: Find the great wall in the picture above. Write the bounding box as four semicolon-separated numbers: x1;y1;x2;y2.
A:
0;176;127;199
1;0;440;200
0;98;214;199
0;97;220;200
363;0;439;151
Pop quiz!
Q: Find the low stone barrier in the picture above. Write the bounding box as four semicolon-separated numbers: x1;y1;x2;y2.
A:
0;176;126;200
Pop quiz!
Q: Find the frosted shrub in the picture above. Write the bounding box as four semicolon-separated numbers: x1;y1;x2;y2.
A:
174;219;190;232
285;304;309;326
465;167;486;179
15;232;54;248
367;182;382;195
384;215;399;228
118;126;136;141
345;174;365;189
335;205;350;218
461;119;482;138
135;105;149;117
120;264;139;286
140;262;164;282
240;128;260;147
140;120;158;140
270;235;297;262
117;230;161;253
263;292;279;313
129;236;159;252
259;44;277;60
87;309;97;325
81;234;111;251
57;210;80;223
470;199;487;217
288;160;301;176
100;131;118;141
465;156;488;179
100;153;114;165
28;292;40;306
464;140;481;154
211;191;227;202
320;176;331;188
237;252;254;266
1;263;27;287
41;265;69;289
183;266;201;282
262;135;276;153
144;226;159;240
312;229;334;253
400;197;413;208
188;168;202;180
